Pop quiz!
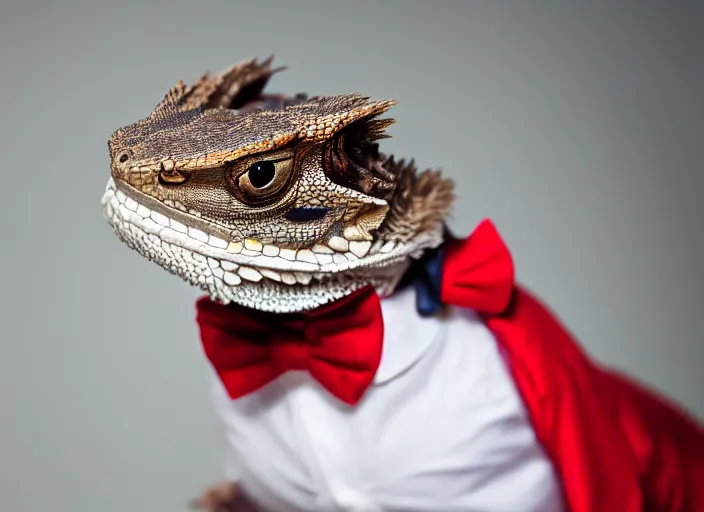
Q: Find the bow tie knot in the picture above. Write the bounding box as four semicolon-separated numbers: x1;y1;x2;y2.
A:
269;337;311;372
241;315;316;371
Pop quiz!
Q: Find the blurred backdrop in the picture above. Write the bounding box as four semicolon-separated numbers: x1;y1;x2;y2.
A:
0;1;702;511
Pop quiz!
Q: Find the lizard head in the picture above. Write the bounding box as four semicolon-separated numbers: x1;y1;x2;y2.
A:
102;57;455;312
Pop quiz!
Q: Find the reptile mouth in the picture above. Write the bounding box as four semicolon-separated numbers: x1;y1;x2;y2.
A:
102;178;437;284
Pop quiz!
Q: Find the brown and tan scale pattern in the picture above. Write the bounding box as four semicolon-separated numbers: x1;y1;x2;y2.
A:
103;56;455;312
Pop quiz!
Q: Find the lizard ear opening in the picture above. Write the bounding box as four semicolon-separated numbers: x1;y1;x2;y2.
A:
321;115;398;200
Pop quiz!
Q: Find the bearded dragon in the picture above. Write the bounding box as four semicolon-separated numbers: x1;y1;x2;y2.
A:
101;57;704;512
101;57;454;312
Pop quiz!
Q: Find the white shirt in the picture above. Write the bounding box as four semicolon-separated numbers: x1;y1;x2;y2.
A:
209;286;565;512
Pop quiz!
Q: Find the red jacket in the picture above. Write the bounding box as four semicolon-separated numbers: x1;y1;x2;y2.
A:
489;287;704;511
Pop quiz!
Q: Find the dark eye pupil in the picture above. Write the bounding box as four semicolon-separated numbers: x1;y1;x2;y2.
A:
247;161;276;188
119;153;129;163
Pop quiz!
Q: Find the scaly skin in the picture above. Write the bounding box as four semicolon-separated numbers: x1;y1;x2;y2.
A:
102;57;455;312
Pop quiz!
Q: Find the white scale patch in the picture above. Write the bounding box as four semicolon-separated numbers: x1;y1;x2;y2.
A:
101;178;443;312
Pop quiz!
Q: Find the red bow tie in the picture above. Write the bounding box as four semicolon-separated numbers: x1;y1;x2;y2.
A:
196;219;515;405
196;286;384;405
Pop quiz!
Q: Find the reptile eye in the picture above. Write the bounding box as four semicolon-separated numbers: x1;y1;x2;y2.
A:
116;150;131;164
233;157;295;206
247;161;276;188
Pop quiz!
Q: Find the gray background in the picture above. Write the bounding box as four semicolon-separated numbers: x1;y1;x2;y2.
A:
1;1;702;511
